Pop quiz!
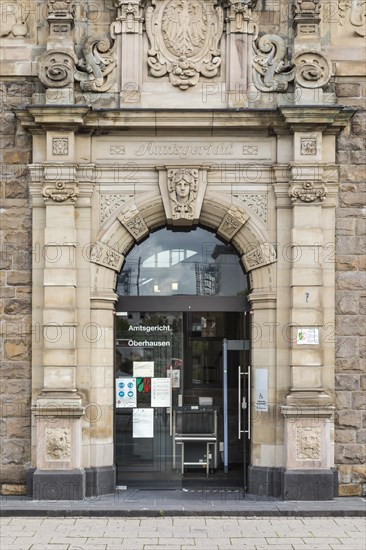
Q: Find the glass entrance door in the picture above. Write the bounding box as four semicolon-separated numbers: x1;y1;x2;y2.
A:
115;309;250;489
115;311;183;488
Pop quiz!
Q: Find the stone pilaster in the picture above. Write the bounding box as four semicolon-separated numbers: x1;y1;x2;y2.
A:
111;0;144;107
37;0;77;104
226;0;257;107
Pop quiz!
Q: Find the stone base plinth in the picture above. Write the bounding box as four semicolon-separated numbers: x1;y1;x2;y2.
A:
30;466;116;499
248;466;338;500
33;469;85;500
85;465;116;497
282;469;337;500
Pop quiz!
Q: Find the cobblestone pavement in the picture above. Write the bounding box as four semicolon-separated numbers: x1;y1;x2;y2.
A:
0;516;365;550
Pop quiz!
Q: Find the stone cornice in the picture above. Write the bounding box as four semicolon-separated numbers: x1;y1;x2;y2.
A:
278;105;357;134
15;106;356;134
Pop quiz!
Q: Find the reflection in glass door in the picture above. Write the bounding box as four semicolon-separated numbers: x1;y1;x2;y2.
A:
115;312;183;488
115;309;250;489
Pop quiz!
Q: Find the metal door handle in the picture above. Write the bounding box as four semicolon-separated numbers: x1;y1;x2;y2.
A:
238;366;242;439
169;365;173;436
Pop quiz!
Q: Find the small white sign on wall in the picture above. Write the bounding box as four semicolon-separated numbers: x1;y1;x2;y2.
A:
297;328;319;345
255;368;268;412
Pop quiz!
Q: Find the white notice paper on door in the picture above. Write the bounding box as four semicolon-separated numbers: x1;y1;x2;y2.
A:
151;378;171;407
133;361;154;377
133;408;154;438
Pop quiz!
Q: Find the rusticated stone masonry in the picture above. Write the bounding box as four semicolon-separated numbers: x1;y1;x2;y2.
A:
0;81;33;495
335;83;366;497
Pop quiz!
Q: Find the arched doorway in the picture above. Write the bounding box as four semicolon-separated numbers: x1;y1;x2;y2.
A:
114;227;251;489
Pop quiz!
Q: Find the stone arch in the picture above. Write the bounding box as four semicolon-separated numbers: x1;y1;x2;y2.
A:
91;190;276;297
87;188;278;480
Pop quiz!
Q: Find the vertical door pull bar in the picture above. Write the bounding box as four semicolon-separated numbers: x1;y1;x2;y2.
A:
169;365;173;436
238;366;242;440
247;365;251;440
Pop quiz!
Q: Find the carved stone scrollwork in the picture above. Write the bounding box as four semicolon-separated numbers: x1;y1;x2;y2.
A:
289;181;327;203
339;0;366;37
90;241;124;271
75;37;116;92
42;181;79;203
252;35;296;92
118;204;149;241
293;50;332;88
38;50;78;88
146;0;224;90
217;205;249;241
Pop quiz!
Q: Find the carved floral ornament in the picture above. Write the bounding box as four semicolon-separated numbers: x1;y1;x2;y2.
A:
252;37;332;92
146;0;224;90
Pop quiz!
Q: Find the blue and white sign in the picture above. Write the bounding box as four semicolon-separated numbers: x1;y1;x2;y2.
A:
116;377;137;408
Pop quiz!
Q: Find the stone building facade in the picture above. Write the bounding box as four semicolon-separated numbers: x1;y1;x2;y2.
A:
0;0;365;499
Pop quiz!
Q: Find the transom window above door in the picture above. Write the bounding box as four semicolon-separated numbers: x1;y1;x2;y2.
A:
116;227;248;297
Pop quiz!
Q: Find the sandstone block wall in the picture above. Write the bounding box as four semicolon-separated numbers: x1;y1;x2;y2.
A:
335;83;366;497
0;81;33;495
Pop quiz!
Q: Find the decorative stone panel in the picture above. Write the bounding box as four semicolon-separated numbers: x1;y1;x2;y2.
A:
217;205;249;241
158;166;208;226
90;241;124;271
242;243;276;271
45;428;71;461
117;204;149;241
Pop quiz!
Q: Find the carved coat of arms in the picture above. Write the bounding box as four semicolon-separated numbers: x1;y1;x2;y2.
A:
146;0;224;89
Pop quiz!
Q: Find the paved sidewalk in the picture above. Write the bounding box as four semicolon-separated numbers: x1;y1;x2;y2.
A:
0;516;365;550
1;491;365;517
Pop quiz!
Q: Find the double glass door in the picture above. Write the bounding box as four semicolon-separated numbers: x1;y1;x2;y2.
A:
114;309;249;489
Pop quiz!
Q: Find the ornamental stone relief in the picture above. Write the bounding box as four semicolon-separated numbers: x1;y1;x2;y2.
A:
0;1;29;38
146;0;224;90
45;427;71;461
252;37;332;92
339;0;366;37
118;204;149;241
38;50;78;88
218;205;249;241
242;243;276;270
252;35;296;92
100;194;134;224
226;0;258;34
293;50;332;89
289;181;327;203
42;181;79;203
90;241;125;271
168;168;199;221
300;138;317;156
75;37;116;93
234;193;268;224
296;427;321;460
52;137;69;156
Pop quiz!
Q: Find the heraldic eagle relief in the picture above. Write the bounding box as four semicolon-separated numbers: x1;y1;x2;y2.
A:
146;0;224;89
